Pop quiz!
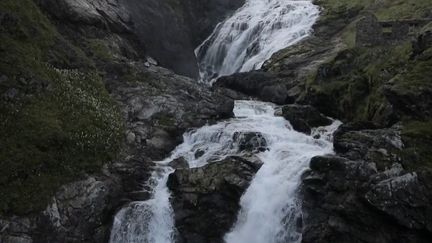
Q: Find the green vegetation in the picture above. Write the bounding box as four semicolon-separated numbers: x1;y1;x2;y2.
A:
0;0;124;214
401;121;432;170
88;39;114;62
306;0;432;170
317;0;431;20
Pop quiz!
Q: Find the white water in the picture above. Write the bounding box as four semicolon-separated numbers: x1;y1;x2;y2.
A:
196;0;319;82
110;101;340;243
110;0;327;242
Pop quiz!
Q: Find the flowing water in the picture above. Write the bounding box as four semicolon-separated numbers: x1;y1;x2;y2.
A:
110;0;329;242
196;0;319;82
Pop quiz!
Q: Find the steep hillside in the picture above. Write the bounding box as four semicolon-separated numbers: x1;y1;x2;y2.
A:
214;0;432;241
0;0;237;242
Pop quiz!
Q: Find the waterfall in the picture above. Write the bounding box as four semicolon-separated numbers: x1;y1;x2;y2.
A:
110;101;340;243
110;1;326;242
195;0;319;82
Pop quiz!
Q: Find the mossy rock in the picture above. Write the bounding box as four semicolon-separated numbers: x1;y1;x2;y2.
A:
0;0;124;215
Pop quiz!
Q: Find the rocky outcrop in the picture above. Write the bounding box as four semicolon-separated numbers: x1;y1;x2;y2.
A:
0;61;234;242
38;0;132;33
301;123;432;243
108;64;234;160
167;156;262;243
215;71;291;105
0;154;154;243
279;105;332;134
37;0;244;78
233;132;268;153
1;0;237;241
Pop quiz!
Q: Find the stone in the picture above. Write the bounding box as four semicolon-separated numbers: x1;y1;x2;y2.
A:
167;156;262;243
333;123;403;170
233;131;267;153
215;71;289;105
170;157;190;169
280;104;332;134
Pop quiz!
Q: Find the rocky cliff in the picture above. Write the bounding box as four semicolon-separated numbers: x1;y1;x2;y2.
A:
1;0;432;242
214;0;432;242
0;0;239;242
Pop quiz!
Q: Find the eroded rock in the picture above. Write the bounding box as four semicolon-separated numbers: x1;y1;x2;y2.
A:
167;156;262;243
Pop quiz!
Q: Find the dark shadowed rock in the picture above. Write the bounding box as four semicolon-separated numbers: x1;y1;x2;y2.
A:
215;71;291;105
280;105;332;134
233;131;267;153
170;157;190;170
333;122;403;170
301;124;432;243
167;156;262;243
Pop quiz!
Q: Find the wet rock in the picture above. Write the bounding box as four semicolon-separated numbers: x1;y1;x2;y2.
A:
334;123;403;170
170;157;190;170
280;104;332;134
168;156;262;243
302;125;432;243
215;71;290;104
111;65;234;160
233;131;267;153
194;150;205;159
365;172;432;231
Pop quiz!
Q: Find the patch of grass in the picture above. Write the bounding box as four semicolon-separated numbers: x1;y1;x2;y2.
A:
0;0;124;215
88;39;114;61
400;120;432;170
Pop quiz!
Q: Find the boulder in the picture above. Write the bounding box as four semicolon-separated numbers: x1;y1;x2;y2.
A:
167;156;262;243
301;124;432;243
215;71;290;105
170;157;190;169
233;132;267;153
333;122;403;170
280;105;332;134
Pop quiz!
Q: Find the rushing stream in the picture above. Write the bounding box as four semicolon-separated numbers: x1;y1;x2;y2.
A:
110;0;329;242
196;0;319;81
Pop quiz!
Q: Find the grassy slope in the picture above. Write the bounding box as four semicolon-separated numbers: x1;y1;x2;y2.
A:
0;0;123;215
306;0;432;170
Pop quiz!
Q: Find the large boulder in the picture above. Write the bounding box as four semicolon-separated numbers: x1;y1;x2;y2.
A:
333;122;403;170
280;104;332;134
301;123;432;243
233;131;267;153
302;155;432;243
215;71;291;105
167;156;262;243
110;64;234;160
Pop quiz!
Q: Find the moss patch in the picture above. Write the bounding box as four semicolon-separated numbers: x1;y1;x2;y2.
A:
0;0;124;215
400;120;432;170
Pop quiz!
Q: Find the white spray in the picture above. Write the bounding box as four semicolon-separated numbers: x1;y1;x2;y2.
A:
196;0;319;82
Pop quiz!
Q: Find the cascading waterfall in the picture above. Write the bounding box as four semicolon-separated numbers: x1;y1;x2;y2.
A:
195;0;319;82
110;101;340;243
110;0;327;242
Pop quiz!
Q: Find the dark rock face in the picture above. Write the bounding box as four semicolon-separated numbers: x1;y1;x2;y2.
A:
280;105;332;134
167;156;262;243
118;0;244;78
301;123;432;243
109;64;234;160
215;71;292;105
333;122;403;170
233;132;268;153
38;0;244;78
0;157;148;243
0;0;237;241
